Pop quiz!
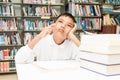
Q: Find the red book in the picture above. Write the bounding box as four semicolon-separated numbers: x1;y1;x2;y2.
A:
3;49;9;60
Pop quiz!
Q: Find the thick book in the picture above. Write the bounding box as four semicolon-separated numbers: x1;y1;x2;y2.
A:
80;59;120;76
80;51;120;65
79;34;120;54
102;25;117;34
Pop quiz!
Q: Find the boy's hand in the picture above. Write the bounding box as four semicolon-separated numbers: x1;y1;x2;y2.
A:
67;24;80;47
38;23;55;38
28;23;55;49
67;24;76;40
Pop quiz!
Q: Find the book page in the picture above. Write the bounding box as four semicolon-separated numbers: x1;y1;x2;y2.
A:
31;60;81;71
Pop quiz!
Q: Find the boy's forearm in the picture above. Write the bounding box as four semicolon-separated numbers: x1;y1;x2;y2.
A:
28;34;42;49
28;26;53;49
70;34;80;47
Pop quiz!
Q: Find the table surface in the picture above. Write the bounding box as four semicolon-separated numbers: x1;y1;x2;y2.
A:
16;60;120;80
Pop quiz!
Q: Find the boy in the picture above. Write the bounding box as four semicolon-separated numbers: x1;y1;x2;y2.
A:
15;13;81;63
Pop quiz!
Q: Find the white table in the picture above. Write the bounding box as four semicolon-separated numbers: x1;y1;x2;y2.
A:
16;60;120;80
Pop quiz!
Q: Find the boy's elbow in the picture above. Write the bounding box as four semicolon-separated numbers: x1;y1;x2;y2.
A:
15;52;24;64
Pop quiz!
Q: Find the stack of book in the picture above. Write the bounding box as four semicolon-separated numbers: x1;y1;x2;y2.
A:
79;34;120;76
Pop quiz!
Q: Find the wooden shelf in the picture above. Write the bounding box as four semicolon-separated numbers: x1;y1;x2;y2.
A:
24;30;41;33
75;16;102;18
0;2;22;5
22;3;64;6
0;71;16;74
0;45;23;47
74;2;101;5
0;59;14;62
0;30;22;33
0;16;21;18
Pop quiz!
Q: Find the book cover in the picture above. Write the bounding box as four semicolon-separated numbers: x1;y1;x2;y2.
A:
80;51;120;65
80;59;120;76
79;34;120;54
102;25;117;34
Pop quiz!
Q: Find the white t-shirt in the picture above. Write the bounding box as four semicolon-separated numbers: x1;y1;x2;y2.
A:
15;35;81;63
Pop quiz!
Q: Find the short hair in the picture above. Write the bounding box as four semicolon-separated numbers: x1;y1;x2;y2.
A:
56;13;76;23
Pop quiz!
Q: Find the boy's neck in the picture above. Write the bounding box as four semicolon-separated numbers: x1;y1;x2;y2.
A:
53;35;65;45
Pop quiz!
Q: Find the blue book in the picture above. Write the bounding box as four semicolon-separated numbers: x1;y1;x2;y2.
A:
82;6;86;16
0;35;5;45
82;20;87;29
90;5;95;16
29;7;34;16
76;18;82;29
116;15;120;24
109;0;113;4
0;5;2;16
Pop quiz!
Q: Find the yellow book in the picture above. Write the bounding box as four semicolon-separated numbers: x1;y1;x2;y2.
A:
105;14;112;25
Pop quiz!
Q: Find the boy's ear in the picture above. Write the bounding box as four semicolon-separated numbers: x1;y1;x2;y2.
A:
74;23;77;28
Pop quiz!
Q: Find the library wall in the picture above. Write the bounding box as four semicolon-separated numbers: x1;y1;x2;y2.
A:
0;0;65;74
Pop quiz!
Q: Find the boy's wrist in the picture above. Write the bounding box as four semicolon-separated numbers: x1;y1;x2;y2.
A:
69;34;75;40
69;34;80;47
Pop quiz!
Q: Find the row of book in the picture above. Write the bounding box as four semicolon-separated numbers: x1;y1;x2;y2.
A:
23;0;59;4
79;34;120;76
102;4;120;14
68;0;99;3
0;48;17;60
24;19;54;31
69;3;101;16
0;33;21;45
102;4;114;11
0;61;15;72
104;0;120;4
0;18;17;31
0;48;17;72
103;14;120;25
75;18;101;30
23;6;60;17
24;18;102;31
0;5;14;16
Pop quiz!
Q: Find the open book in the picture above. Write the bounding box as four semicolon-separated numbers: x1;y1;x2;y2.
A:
31;60;81;71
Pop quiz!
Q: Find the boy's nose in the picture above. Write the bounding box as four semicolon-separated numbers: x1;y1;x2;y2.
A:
61;24;66;28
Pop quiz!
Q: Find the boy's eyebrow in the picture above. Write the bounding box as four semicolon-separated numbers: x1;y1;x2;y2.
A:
58;18;73;26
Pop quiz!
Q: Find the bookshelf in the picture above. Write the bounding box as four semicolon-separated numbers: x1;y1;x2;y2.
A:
66;0;102;39
21;0;65;45
0;0;22;74
101;0;120;34
0;0;65;74
2;0;119;74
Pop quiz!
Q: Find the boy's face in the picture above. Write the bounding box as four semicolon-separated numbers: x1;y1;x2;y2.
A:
53;16;75;40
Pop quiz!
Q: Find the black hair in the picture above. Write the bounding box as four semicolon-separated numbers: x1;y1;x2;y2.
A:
56;13;76;23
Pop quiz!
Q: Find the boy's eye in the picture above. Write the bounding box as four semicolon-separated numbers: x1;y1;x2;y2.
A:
67;25;72;28
58;20;63;23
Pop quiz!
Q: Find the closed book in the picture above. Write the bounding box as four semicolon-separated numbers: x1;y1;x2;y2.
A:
79;45;120;54
105;14;112;25
79;34;120;54
80;59;120;76
102;25;117;34
80;51;120;65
